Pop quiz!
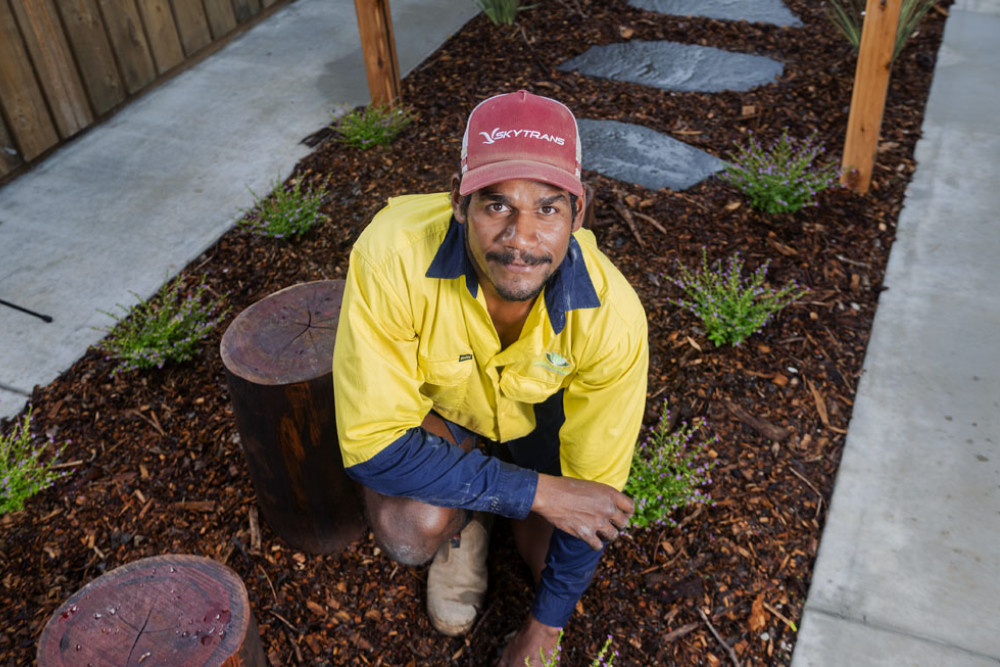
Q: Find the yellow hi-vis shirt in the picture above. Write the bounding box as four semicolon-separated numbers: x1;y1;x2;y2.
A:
333;192;648;498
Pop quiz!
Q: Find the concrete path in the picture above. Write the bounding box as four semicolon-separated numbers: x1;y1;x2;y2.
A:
791;0;1000;663
0;0;479;421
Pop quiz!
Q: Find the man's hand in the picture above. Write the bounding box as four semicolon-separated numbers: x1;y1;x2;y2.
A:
531;474;634;550
498;615;561;666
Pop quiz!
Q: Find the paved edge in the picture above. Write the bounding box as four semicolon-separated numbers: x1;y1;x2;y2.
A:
792;0;1000;663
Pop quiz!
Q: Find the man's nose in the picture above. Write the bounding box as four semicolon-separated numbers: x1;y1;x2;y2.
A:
501;212;537;246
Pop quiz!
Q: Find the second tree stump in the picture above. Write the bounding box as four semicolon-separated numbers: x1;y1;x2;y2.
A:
221;280;365;554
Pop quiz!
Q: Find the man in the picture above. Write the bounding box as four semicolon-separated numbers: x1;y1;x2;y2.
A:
333;90;648;664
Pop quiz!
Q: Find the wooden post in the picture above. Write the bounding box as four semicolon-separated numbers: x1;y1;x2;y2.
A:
841;0;902;194
37;554;265;666
220;280;366;555
353;0;401;105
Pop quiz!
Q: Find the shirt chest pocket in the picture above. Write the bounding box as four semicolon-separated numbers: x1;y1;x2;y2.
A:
418;353;474;388
499;365;569;404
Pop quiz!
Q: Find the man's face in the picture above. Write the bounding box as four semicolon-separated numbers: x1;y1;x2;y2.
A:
451;178;583;304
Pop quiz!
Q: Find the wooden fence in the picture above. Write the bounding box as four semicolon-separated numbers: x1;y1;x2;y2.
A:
0;0;289;182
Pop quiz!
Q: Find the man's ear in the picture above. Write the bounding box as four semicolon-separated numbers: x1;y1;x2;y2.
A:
571;187;586;232
450;173;466;224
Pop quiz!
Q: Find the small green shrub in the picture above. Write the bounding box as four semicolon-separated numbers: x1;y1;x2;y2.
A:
666;250;807;348
1;407;70;515
241;177;327;238
534;630;616;666
476;0;534;25
624;402;716;531
826;0;936;61
331;103;414;150
720;130;841;215
95;275;229;375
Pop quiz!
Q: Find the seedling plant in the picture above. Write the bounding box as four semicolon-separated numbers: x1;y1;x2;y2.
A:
666;250;807;348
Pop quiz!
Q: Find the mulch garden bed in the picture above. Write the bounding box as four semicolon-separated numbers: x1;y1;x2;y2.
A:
0;0;951;663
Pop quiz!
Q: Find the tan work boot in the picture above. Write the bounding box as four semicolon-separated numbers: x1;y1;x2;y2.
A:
426;512;492;636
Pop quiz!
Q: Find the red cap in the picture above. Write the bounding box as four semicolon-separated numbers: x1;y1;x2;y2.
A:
460;90;583;197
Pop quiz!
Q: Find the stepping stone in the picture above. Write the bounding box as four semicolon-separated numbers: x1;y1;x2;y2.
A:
558;41;784;93
579;119;727;191
628;0;802;27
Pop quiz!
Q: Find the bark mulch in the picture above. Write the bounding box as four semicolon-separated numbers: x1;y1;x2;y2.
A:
0;0;951;664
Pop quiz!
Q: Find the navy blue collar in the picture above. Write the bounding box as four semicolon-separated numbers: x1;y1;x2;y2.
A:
426;217;600;334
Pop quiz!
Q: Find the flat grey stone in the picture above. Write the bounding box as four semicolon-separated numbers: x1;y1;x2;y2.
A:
558;41;784;93
628;0;803;27
579;119;726;191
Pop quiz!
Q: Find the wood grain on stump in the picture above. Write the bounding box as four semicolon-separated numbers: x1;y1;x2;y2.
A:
37;554;264;666
220;280;365;554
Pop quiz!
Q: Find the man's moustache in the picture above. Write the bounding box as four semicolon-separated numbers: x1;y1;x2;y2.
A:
486;250;552;266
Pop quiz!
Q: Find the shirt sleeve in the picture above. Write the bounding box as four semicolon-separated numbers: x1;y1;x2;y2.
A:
333;246;537;519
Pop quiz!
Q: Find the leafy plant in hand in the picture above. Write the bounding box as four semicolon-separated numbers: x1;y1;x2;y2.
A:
1;407;70;515
331;103;414;150
720;130;840;214
95;275;229;375
624;402;716;531
826;0;936;61
241;176;328;238
667;250;807;348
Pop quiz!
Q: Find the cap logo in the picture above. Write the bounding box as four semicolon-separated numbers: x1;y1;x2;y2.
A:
479;127;566;146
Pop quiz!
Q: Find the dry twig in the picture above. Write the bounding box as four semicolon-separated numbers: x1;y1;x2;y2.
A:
698;607;741;667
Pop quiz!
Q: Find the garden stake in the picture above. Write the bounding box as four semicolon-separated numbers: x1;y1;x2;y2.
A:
0;298;52;322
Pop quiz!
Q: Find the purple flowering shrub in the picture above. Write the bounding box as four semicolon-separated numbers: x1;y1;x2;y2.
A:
1;407;70;514
720;130;840;214
95;276;230;375
625;402;716;531
332;103;413;150
667;249;808;347
241;177;328;238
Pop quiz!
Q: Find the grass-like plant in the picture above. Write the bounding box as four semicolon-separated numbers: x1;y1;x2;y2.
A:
95;276;229;375
476;0;534;25
666;250;807;348
826;0;936;61
331;103;414;150
241;177;327;238
534;630;616;666
624;402;716;531
1;407;70;515
720;130;840;215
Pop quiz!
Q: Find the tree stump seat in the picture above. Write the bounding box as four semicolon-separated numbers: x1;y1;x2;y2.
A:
37;555;264;666
220;280;365;555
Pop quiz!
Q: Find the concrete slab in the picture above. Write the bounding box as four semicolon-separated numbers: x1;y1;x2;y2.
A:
558;41;784;93
627;0;802;27
794;612;1000;667
0;0;480;422
793;0;1000;663
579;119;726;191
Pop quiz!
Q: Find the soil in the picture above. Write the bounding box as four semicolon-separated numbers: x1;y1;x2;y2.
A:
0;0;951;664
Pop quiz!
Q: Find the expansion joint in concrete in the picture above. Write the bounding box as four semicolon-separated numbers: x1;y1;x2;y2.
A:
804;606;1000;663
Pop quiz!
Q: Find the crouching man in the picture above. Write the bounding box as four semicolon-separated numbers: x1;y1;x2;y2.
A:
332;90;648;665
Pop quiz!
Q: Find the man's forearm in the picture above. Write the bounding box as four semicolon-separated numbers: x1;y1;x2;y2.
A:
345;427;538;519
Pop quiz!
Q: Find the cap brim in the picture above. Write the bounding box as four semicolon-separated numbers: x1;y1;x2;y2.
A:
460;159;583;197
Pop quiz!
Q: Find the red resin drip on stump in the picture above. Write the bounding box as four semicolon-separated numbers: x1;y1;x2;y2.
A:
220;280;365;554
37;554;265;666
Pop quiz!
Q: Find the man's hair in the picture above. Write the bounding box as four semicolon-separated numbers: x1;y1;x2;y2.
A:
456;176;581;222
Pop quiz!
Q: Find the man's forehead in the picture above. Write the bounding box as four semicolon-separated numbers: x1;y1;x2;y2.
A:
475;180;572;200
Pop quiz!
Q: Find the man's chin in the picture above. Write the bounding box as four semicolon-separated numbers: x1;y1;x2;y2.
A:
493;280;543;303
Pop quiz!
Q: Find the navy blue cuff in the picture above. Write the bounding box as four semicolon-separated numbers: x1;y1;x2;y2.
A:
530;529;604;627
